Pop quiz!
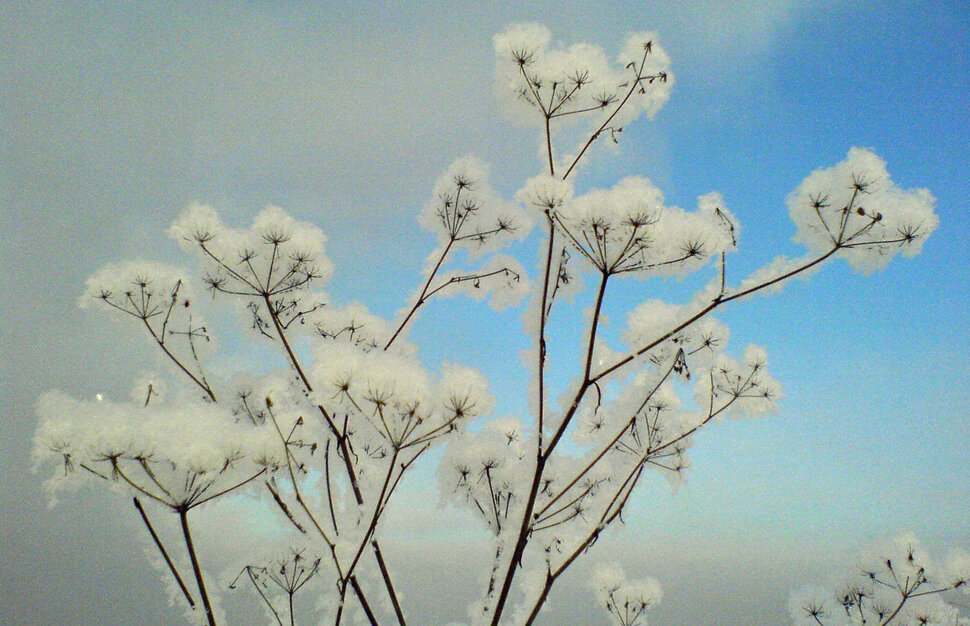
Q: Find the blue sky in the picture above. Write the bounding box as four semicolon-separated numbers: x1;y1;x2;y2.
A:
2;2;967;624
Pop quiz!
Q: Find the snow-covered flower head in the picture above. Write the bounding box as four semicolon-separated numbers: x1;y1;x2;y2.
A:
419;157;532;253
310;341;492;450
516;173;575;216
622;300;730;367
493;24;672;127
697;344;781;420
494;24;672;176
81;261;193;312
169;203;333;296
310;300;394;351
790;533;967;626
438;417;529;535
788;147;938;274
591;563;662;626
80;261;216;395
34;391;280;506
557;178;734;277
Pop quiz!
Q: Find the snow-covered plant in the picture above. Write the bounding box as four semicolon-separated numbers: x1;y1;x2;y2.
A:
33;23;944;626
230;544;324;626
789;534;969;626
590;564;662;626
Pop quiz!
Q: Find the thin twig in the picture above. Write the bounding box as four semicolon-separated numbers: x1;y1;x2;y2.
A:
132;497;195;608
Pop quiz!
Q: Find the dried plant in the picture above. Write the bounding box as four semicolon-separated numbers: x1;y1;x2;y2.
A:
33;23;951;626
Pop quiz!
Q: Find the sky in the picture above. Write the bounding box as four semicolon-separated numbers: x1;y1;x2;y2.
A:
1;1;968;625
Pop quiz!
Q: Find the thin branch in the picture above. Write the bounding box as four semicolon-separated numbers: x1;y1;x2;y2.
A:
385;239;456;350
265;481;307;534
191;468;266;508
133;497;195;609
178;507;216;626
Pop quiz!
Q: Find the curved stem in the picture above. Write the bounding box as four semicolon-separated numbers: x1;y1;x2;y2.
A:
561;48;659;182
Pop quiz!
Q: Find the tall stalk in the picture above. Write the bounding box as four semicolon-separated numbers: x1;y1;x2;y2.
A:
179;507;216;626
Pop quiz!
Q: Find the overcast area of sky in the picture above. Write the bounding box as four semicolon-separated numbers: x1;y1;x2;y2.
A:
1;1;968;625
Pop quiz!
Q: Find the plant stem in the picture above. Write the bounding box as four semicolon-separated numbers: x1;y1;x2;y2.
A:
385;239;455;350
338;449;400;624
489;215;559;625
263;295;406;625
133;498;195;609
142;319;216;401
179;507;216;626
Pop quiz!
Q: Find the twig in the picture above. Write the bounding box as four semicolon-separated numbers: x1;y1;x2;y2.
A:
132;497;195;609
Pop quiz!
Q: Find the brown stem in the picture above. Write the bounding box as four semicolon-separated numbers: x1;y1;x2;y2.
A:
264;298;406;625
561;48;657;182
179;507;216;626
265;406;385;626
263;294;364;505
385;239;455;350
244;566;285;626
490;454;546;626
880;593;909;626
265;481;306;534
340;449;400;609
133;498;195;609
497;248;839;623
538;355;679;518
267;407;334;549
523;467;641;626
349;576;380;626
489;217;560;624
525;394;744;623
544;115;555;176
594;247;838;383
142;318;216;401
324;441;338;533
192;468;266;508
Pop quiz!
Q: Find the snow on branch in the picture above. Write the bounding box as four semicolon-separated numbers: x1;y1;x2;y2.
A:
31;21;951;626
